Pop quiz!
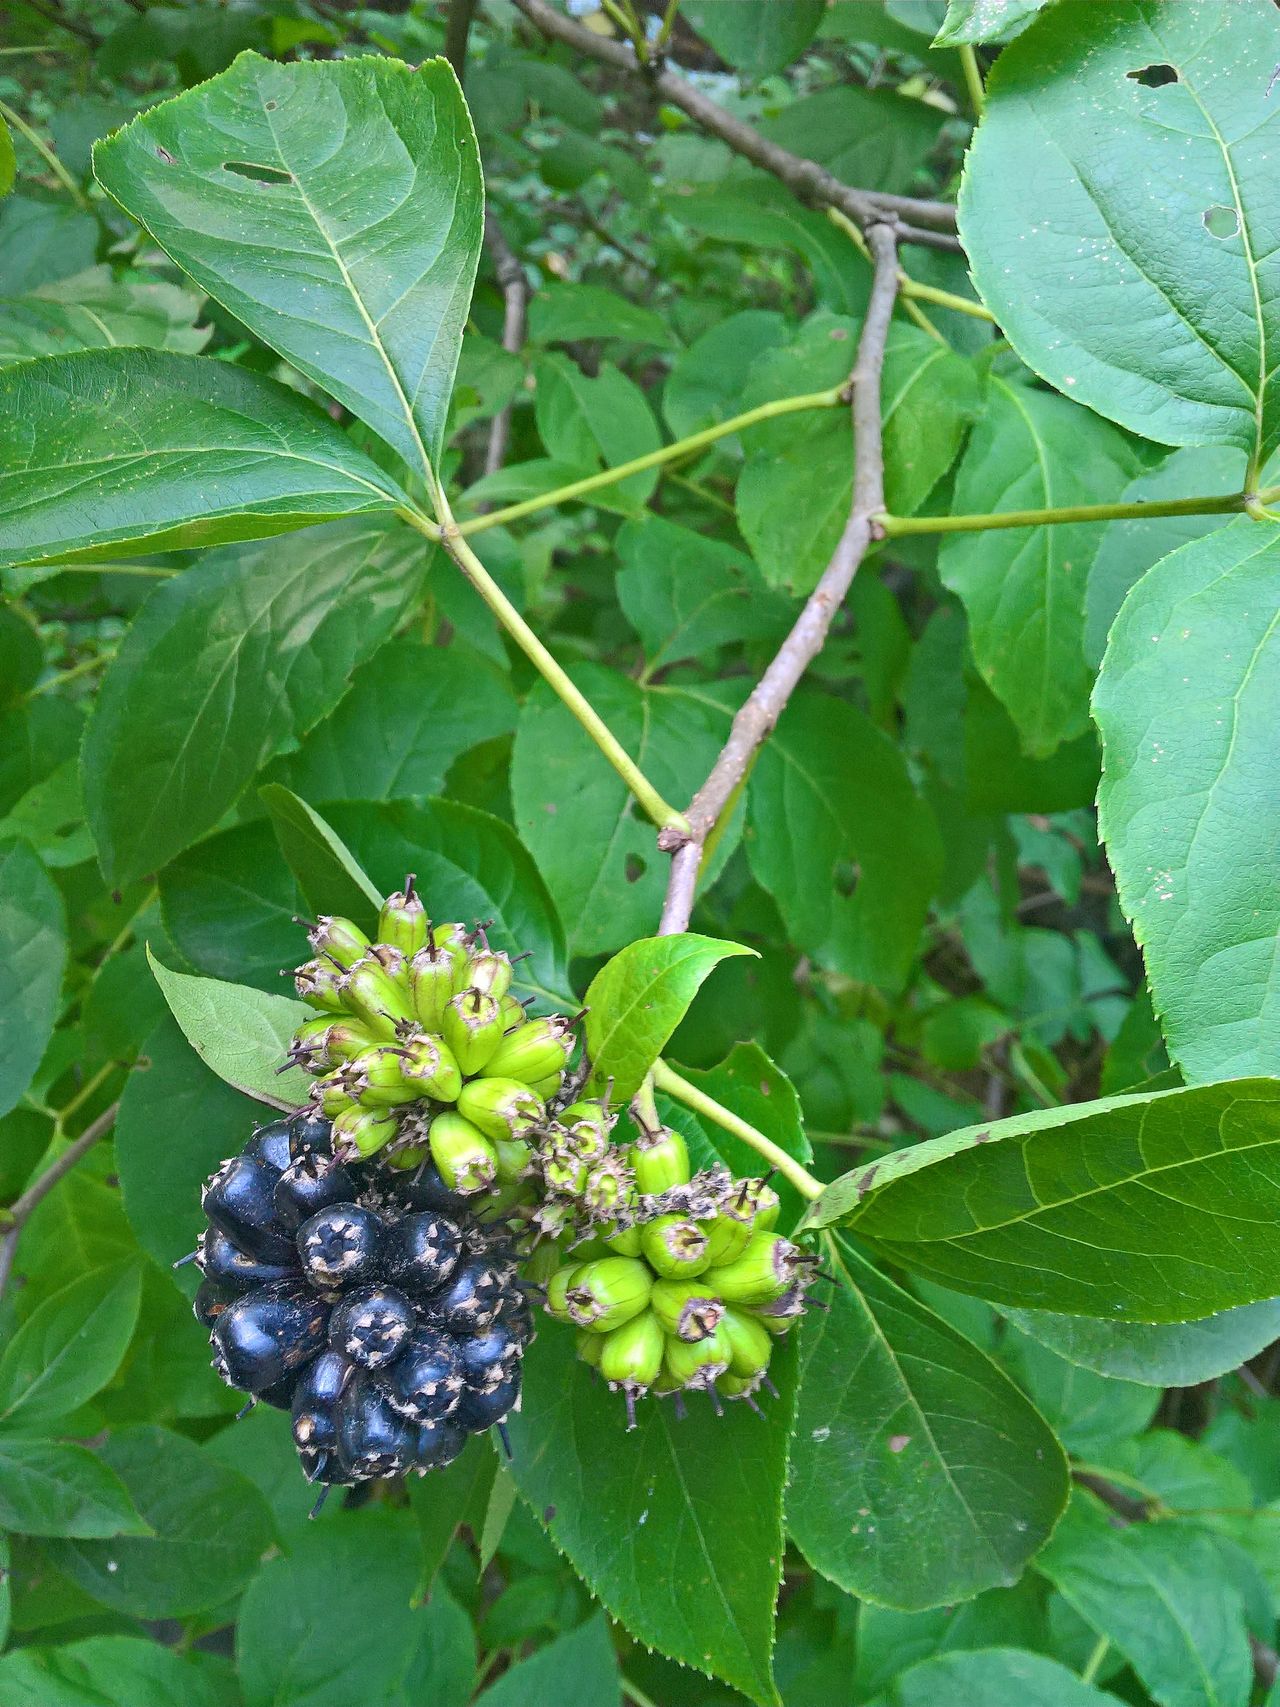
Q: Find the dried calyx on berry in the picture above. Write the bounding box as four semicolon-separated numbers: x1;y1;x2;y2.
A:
189;1109;535;1508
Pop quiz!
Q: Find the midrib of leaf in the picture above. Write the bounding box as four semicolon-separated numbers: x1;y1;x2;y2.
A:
825;1239;1010;1576
263;94;439;499
994;380;1064;743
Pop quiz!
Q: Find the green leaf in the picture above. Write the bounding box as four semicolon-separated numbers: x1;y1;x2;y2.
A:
259;785;383;927
615;517;791;673
683;0;826;78
933;0;1051;46
0;350;403;585
584;933;755;1104
1037;1492;1252;1707
787;1241;1068;1611
160;822;304;992
1095;522;1280;1082
389;1583;475;1707
0;114;13;200
148;949;311;1109
999;1323;1158;1457
662;309;788;440
49;1423;274;1617
0;837;66;1119
474;1613;618;1707
674;1043;813;1230
94;53;483;484
0;197;97;297
960;0;1280;469
746;691;942;990
81;516;426;888
939;377;1138;756
758;85;940;195
0;1636;237;1707
236;1509;422;1707
870;1648;1127;1707
1003;1300;1280;1388
533;353;661;514
0;1440;150;1540
511;666;744;958
0;268;209;368
117;1014;267;1277
323;799;572;1008
804;1078;1280;1321
528;281;676;350
0;1264;141;1432
408;1436;496;1603
506;1325;794;1707
1085;446;1246;667
265;638;517;807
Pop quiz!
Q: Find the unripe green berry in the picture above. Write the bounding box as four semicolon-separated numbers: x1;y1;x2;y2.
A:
385;1141;429;1172
576;1327;604;1368
407;945;456;1032
651;1278;725;1343
463;950;513;1000
428;1110;498;1196
397;1033;464;1103
546;1264;582;1323
640;1214;711;1279
306;915;370;968
600;1309;664;1426
485;1017;574;1086
441;988;505;1076
558;1098;613;1150
710;1232;808;1305
338;1045;420;1106
295;958;347;1012
341;956;417;1035
582;1155;633;1219
745;1181;781;1232
752;1280;809;1322
377;880;429;957
318;1079;357;1118
541;1144;587;1196
527;1070;564;1102
630;1124;690;1195
494;1135;535;1183
720;1306;773;1378
288;1015;339;1067
473;1176;534;1224
458;1077;545;1144
663;1323;730;1390
332;1104;400;1158
717;1371;765;1400
603;1224;642;1258
563;1257;653;1332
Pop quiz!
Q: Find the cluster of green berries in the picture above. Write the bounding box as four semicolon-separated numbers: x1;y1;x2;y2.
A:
538;1118;814;1427
287;877;576;1207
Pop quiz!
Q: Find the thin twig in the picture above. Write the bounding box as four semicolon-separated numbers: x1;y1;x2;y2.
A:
483;212;529;481
443;0;478;80
0;1102;119;1299
510;0;958;246
656;225;901;935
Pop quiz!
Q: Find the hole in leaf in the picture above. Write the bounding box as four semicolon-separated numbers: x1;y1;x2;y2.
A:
264;99;278;110
222;160;293;185
834;859;859;899
156;146;175;165
624;854;646;884
1127;63;1179;87
1203;204;1240;239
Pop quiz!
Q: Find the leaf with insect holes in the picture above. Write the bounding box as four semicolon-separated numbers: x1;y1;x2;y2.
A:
961;0;1280;467
0;351;404;586
584;934;756;1104
94;52;483;485
803;1078;1280;1321
148;948;311;1110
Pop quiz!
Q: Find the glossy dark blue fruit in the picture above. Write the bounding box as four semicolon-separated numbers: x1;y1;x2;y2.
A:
273;1155;359;1233
297;1445;347;1486
296;1203;384;1289
288;1108;333;1164
193;1277;236;1328
243;1120;294;1174
456;1319;522;1393
256;1373;300;1411
413;1414;467;1470
202;1156;297;1265
198;1227;299;1290
335;1372;417;1481
210;1282;330;1394
455;1371;521;1433
422;1257;508;1333
382;1156;466;1214
291;1348;352;1453
382;1324;464;1422
498;1287;536;1345
328;1284;415;1368
381;1211;463;1298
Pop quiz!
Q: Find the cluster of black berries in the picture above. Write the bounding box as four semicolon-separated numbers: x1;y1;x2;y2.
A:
530;1110;815;1426
190;1108;532;1506
285;879;576;1210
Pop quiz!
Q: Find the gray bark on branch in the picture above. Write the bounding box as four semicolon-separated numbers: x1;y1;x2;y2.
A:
657;224;902;936
511;0;959;247
0;1101;119;1299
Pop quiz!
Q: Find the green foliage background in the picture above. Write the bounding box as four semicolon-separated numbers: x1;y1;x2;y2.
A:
2;1;1280;1704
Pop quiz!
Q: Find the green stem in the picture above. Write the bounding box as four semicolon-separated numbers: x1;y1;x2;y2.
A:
1080;1635;1110;1687
959;45;986;119
454;387;844;539
879;485;1280;537
827;208;993;324
27;649;114;697
621;1677;661;1707
652;1059;824;1201
407;503;689;834
0;96;88;209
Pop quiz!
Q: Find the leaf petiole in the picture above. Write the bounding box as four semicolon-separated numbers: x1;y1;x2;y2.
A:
878;484;1280;537
652;1059;824;1201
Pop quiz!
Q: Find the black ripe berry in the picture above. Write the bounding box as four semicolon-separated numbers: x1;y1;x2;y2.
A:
296;1202;383;1289
199;1111;525;1493
328;1284;416;1368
